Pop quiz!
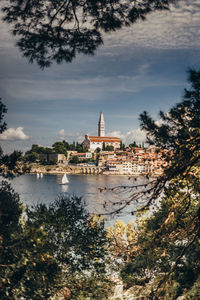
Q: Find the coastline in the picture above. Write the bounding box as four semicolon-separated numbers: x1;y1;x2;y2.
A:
27;164;161;177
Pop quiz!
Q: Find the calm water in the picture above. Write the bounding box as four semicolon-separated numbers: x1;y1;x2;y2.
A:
9;174;146;223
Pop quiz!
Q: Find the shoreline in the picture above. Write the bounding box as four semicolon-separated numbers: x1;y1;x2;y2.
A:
27;164;160;177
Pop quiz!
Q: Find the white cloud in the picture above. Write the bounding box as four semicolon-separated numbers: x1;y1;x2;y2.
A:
58;128;146;145
57;129;84;143
58;129;65;137
108;128;146;145
0;127;30;141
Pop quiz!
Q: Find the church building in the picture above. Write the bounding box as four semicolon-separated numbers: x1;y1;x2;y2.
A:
82;112;121;151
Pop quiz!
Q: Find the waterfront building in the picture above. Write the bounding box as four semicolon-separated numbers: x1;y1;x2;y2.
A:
71;152;92;160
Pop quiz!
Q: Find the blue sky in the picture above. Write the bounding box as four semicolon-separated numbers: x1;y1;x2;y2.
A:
1;0;200;153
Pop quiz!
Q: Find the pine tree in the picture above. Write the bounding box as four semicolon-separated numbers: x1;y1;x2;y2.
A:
2;0;177;67
117;69;200;299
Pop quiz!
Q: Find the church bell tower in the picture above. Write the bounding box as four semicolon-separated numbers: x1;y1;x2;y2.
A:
98;112;105;137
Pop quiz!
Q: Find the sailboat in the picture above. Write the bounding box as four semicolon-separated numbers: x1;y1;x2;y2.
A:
36;173;40;179
40;173;43;178
61;173;69;185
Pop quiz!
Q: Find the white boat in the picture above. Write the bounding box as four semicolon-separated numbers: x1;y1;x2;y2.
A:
40;173;43;178
61;173;69;185
36;173;40;179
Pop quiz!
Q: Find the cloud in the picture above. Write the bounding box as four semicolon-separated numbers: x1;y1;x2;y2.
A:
58;129;65;137
107;128;146;145
57;129;84;143
0;127;30;141
1;1;198;105
103;0;200;51
0;62;183;103
58;128;146;146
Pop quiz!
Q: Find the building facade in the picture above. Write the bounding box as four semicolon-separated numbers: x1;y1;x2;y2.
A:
82;112;121;151
83;135;121;151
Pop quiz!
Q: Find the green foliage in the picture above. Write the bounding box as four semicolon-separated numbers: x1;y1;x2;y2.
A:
1;150;24;178
0;186;111;299
2;0;177;67
75;142;87;153
66;272;112;300
26;144;54;155
0;100;25;177
107;220;139;264
26;196;111;299
120;142;126;151
0;181;24;299
95;147;101;153
115;69;200;299
52;141;68;156
23;151;39;163
120;261;148;288
140;69;200;173
129;141;139;148
25;141;86;163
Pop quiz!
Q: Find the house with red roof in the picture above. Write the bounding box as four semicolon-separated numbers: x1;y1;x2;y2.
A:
82;112;121;151
82;135;121;151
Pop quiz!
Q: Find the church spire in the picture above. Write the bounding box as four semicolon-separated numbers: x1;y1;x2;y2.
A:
98;112;105;137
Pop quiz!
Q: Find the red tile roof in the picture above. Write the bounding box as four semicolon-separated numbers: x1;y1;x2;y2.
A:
88;136;121;143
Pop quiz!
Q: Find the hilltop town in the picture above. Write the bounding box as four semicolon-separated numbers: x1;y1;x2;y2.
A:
23;112;168;176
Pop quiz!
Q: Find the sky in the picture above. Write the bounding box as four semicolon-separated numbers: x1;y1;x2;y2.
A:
1;0;200;153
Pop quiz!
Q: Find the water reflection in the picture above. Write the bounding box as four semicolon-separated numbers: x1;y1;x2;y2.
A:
61;184;69;193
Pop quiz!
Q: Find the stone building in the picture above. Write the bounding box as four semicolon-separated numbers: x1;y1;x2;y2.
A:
98;111;105;137
82;112;121;151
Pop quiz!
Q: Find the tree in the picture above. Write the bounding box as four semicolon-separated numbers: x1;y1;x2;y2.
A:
0;99;112;299
23;151;39;163
107;220;139;264
0;191;112;299
0;99;27;177
134;68;200;298
25;144;54;155
103;69;200;214
52;141;68;156
129;141;138;148
122;143;126;151
0;181;25;300
2;0;177;68
95;147;101;153
106;69;200;298
75;142;87;153
25;196;111;299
